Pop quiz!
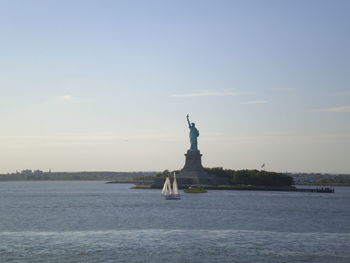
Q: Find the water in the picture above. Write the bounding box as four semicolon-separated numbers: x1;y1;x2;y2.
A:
0;182;349;262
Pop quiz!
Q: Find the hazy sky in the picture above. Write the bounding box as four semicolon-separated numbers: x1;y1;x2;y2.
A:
1;0;349;174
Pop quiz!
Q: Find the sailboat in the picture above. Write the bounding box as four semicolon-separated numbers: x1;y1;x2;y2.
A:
161;173;181;200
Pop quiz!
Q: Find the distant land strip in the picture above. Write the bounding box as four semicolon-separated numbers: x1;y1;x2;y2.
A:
0;169;349;186
0;170;158;182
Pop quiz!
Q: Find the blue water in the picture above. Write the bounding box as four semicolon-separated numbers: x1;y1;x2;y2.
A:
0;181;349;262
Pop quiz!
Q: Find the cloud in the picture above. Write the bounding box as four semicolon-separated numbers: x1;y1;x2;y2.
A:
240;100;267;105
311;106;350;113
172;90;237;97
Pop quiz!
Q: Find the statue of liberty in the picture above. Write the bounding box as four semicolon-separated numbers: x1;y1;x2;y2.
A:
186;114;199;151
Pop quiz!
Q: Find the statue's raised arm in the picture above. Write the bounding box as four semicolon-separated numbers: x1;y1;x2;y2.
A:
186;114;191;127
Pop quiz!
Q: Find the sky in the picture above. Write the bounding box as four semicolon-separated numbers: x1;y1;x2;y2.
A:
0;0;349;174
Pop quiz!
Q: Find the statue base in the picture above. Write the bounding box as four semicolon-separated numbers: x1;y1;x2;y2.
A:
175;150;225;185
151;149;230;188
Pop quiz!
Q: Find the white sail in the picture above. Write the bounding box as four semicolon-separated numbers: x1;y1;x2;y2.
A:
172;174;179;195
161;177;168;195
166;177;173;195
161;177;173;195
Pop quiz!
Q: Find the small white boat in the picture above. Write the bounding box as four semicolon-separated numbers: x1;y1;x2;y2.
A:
161;173;181;200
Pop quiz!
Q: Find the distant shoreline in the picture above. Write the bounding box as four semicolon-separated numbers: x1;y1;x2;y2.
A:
0;179;146;183
131;184;335;193
1;179;350;187
1;170;350;187
0;171;157;182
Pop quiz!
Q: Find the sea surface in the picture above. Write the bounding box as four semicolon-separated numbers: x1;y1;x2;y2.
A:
0;181;349;263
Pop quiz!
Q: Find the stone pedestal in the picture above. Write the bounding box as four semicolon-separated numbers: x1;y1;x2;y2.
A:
150;149;230;188
176;150;218;185
182;150;203;170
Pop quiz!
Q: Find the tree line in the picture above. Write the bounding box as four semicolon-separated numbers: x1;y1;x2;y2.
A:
156;167;294;186
204;167;294;186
